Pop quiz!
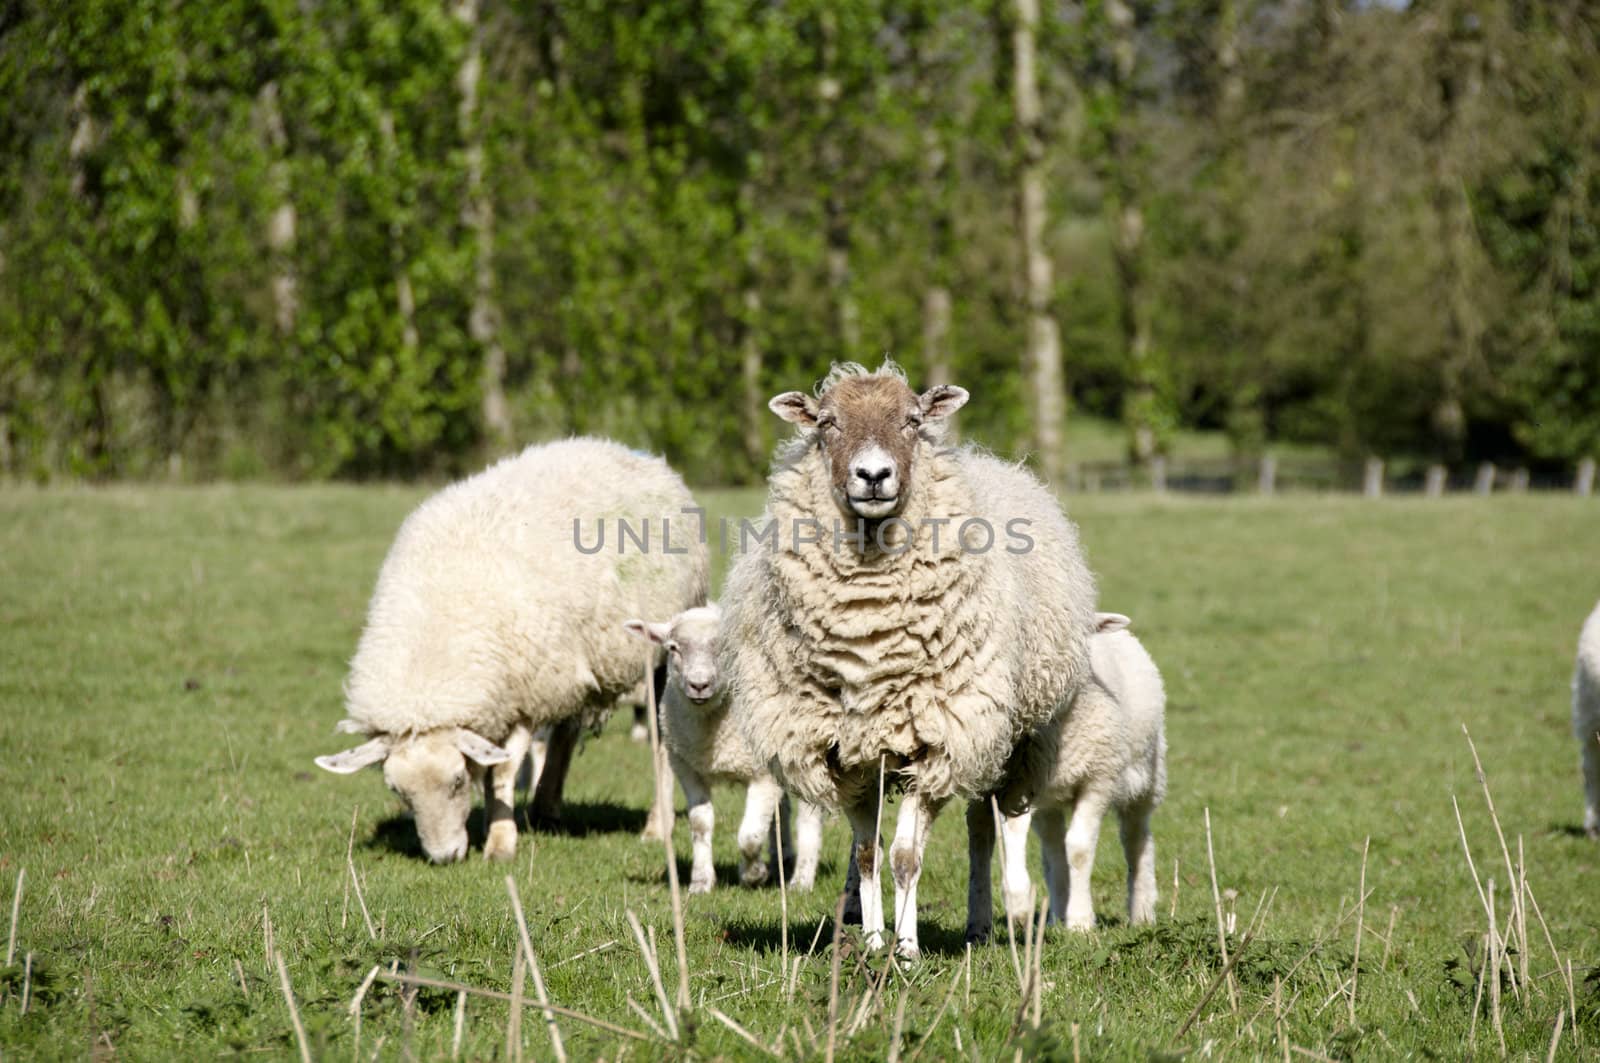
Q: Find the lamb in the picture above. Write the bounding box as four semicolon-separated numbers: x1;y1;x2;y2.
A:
314;437;709;863
625;605;823;893
723;362;1098;957
1575;600;1600;839
989;612;1167;934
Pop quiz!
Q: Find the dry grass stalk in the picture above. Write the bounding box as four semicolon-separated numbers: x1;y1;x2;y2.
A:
1452;795;1493;922
774;803;789;998
1240;893;1368;1031
234;957;249;1000
1204;808;1238;1011
1517;836;1530;994
550;939;617;971
1171;857;1180;920
625;909;678;1041
1547;1006;1565;1063
824;892;846;1063
506;876;567;1063
905;962;964;1063
20;952;32;1016
709;1007;781;1059
343;806;359;931
262;904;274;966
1030;900;1046;1029
507;946;525;1063
991;797;1023;992
1523;878;1580;1045
1489;879;1505;1057
1380;906;1398;970
371;970;663;1044
1173;925;1258;1042
965;942;972;1010
1274;974;1289;1063
625;995;669;1040
6;867;22;967
451;990;467;1060
348;963;381;1018
1462;728;1524;956
1350;837;1369;1026
1469;931;1486;1049
887;987;909;1063
1071;1021;1081;1063
348;859;377;940
273;950;313;1063
642;650;691;1012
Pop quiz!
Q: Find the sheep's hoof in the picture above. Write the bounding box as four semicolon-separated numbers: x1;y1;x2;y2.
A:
688;877;715;895
841;893;863;926
630;723;649;743
639;821;665;842
739;860;771;888
894;939;921;962
787;874;816;893
963;922;992;946
1587;824;1600;841
1065;913;1096;932
484;824;517;862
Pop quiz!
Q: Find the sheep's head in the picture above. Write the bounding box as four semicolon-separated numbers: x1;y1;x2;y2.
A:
315;726;513;863
625;604;723;703
769;365;968;521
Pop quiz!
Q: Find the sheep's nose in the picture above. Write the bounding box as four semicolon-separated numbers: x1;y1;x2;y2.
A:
854;463;893;486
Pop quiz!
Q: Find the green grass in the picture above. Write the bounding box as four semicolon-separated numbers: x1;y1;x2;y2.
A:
1;486;1598;1060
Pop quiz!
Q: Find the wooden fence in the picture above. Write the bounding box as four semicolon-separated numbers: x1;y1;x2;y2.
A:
1063;455;1598;497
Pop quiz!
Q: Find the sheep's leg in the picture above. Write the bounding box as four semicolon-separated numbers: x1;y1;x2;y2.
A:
840;845;863;925
964;799;996;944
1064;788;1112;931
1000;810;1035;925
770;792;795;878
529;715;581;827
737;777;783;887
679;765;716;894
789;799;823;892
844;799;885;950
1581;720;1600;839
889;791;942;960
527;727;551;792
630;703;649;743
1032;806;1069;925
1119;798;1158;925
483;723;535;861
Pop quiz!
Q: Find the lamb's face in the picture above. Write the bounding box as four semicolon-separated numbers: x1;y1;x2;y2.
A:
769;376;969;522
315;726;513;864
624;604;723;704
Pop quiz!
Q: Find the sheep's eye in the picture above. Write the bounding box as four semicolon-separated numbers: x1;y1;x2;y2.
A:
904;416;922;431
817;417;839;433
450;774;468;795
667;641;680;655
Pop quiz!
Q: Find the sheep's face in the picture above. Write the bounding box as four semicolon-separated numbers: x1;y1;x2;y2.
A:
315;727;512;864
770;376;968;521
625;604;723;704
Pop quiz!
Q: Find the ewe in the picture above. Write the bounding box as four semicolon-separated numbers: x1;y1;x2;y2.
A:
315;438;708;863
723;362;1098;957
989;613;1167;935
625;605;823;893
1576;600;1600;839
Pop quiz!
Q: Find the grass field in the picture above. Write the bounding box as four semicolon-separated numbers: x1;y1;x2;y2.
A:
1;485;1598;1060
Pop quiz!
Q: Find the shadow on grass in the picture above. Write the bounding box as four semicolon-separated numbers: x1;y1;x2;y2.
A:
1548;822;1596;840
529;799;648;837
716;910;971;958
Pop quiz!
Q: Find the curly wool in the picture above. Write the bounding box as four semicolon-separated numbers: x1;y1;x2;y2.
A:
342;438;708;746
725;435;1097;808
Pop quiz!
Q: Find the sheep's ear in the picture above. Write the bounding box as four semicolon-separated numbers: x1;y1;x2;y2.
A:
451;729;513;766
1095;612;1132;634
624;618;672;645
918;384;968;421
315;737;389;774
768;391;819;427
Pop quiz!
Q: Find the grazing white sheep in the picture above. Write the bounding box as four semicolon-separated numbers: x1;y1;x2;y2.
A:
314;438;708;863
626;606;823;893
1575;600;1600;839
724;362;1098;957
991;613;1167;933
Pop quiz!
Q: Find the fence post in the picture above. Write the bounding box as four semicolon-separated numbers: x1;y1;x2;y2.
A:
1258;453;1277;495
1474;462;1496;495
1424;464;1446;497
1576;458;1596;497
1508;468;1529;493
1150;456;1167;494
1363;457;1384;498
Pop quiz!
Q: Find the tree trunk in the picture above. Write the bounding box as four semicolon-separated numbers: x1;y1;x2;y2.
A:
1012;0;1065;484
256;82;297;338
818;11;860;355
456;0;513;453
378;111;420;359
736;183;766;472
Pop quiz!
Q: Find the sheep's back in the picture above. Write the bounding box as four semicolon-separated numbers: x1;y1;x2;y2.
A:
345;438;708;740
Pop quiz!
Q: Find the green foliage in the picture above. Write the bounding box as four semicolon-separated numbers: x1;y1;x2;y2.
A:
0;1;1597;480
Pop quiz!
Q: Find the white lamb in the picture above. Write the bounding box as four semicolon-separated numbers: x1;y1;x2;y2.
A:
314;438;708;863
625;605;823;893
991;612;1167;933
1575;600;1600;839
724;362;1098;957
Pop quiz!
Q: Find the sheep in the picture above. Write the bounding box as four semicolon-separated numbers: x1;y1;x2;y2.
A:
314;437;709;864
1575;600;1600;839
988;612;1167;934
723;361;1098;957
625;605;824;893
